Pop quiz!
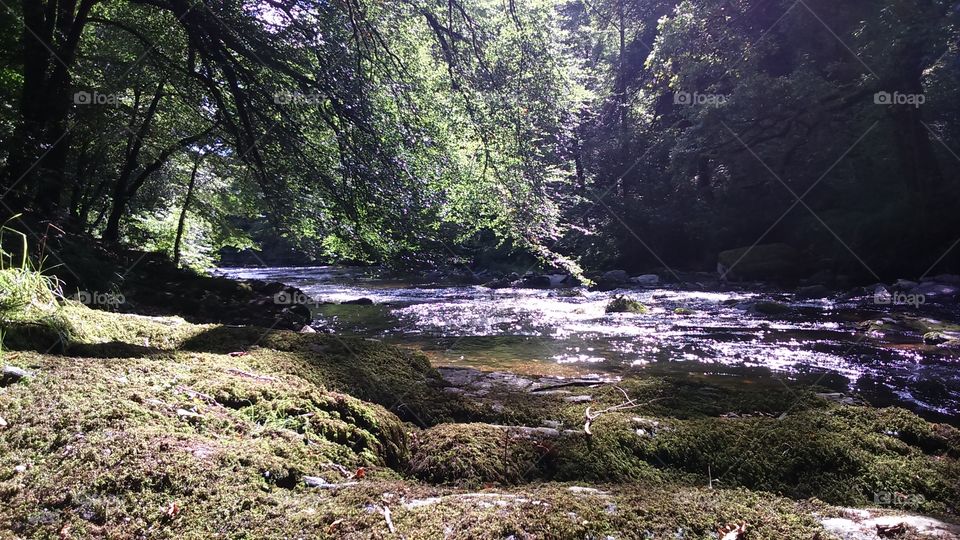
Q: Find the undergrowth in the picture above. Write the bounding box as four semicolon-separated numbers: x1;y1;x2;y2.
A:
0;220;70;352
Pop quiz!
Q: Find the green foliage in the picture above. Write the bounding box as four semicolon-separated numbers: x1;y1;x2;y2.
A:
0;222;70;351
2;0;959;274
124;210;214;271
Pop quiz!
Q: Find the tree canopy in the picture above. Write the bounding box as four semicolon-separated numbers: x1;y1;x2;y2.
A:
1;0;958;277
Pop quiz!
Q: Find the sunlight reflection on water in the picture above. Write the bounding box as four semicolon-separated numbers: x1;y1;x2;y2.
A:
218;265;960;421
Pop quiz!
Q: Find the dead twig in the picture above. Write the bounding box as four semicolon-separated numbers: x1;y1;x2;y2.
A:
225;368;277;382
584;386;665;436
380;505;395;534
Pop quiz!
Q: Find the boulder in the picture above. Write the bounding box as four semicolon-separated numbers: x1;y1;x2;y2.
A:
909;282;959;300
753;301;791;316
594;270;629;289
796;284;831;299
341;298;374;305
717;243;802;281
629;274;660;287
520;274;552;289
482;277;513;289
893;279;919;290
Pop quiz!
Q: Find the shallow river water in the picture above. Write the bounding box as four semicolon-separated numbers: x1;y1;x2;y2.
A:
218;266;960;424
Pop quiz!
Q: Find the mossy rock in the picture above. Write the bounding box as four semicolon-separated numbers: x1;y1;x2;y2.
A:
605;295;647;314
753;301;791;316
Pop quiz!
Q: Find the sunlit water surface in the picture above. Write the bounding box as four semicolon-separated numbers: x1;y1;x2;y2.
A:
218;266;960;423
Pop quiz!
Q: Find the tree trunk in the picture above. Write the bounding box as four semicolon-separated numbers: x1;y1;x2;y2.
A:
615;0;628;196
173;155;202;268
102;80;165;243
3;0;97;218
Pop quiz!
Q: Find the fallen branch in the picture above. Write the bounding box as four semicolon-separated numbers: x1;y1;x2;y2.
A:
225;368;277;382
303;476;359;489
380;505;395;534
177;386;219;405
584;386;664;436
320;462;354;479
530;380;606;393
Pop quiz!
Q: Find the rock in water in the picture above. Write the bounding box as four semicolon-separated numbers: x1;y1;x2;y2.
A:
910;282;959;300
520;274;552;288
630;274;660;286
341;298;374;305
893;279;918;290
796;284;831;299
599;270;629;285
1;366;31;386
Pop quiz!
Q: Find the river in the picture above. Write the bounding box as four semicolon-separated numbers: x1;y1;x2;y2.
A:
217;266;960;424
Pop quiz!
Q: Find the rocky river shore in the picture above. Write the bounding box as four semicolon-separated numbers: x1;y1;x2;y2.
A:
1;295;959;538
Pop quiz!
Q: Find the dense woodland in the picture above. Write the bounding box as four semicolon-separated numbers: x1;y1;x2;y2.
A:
2;0;959;276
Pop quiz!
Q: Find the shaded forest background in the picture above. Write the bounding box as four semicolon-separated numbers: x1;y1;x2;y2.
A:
1;0;959;280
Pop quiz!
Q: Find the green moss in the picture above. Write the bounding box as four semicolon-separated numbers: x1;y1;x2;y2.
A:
0;347;413;538
634;405;960;513
316;481;827;539
605;295;647;314
1;303;958;538
409;423;544;486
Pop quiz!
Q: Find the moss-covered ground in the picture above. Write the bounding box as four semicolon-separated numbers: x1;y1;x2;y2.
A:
1;303;958;538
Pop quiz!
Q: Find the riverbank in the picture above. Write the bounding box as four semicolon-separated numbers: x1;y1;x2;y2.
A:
1;299;959;538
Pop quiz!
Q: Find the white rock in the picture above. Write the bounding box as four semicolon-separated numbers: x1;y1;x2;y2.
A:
820;509;960;540
630;274;660;286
